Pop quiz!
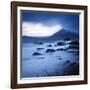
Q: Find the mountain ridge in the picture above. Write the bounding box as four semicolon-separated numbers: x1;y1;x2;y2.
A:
22;28;79;43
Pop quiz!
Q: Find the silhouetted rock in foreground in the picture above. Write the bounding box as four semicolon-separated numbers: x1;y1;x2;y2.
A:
46;49;55;53
64;62;79;75
32;52;42;56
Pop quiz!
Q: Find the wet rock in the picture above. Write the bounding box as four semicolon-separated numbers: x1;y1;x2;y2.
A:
69;40;79;46
64;60;71;65
66;41;79;51
56;48;66;51
34;41;38;44
57;41;65;46
47;44;52;47
32;52;42;56
54;44;57;47
58;58;62;60
46;49;55;53
37;48;44;50
68;45;79;49
64;62;79;75
38;42;43;45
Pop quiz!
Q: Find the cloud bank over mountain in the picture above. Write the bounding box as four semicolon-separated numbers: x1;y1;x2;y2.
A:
22;22;63;37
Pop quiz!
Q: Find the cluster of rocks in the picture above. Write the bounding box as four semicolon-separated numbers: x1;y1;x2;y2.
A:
32;40;79;56
31;39;79;76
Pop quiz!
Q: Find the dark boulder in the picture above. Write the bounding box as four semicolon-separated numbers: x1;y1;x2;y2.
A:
58;57;62;60
64;60;71;65
67;45;79;49
34;41;38;44
69;40;79;45
57;41;65;46
54;44;57;47
38;42;43;45
46;49;55;53
57;48;66;51
47;44;52;47
32;52;42;56
37;48;44;50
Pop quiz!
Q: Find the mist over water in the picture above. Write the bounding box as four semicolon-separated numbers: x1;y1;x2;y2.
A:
21;40;79;78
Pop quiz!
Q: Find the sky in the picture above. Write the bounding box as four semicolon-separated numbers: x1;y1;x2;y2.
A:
21;10;79;37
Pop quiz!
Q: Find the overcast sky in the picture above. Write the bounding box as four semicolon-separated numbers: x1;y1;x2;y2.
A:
21;10;79;37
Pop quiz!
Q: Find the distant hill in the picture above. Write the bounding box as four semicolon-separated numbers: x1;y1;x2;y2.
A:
22;28;79;43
